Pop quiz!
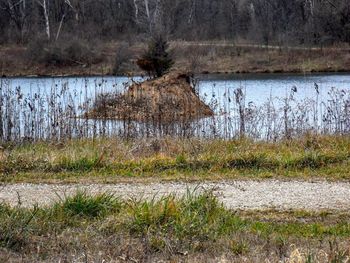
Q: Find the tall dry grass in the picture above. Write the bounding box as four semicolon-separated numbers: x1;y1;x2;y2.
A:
1;76;350;143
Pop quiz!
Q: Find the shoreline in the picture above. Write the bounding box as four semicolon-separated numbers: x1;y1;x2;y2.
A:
2;68;350;79
2;41;350;78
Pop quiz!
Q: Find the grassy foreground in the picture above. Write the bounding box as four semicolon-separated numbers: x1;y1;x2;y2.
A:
1;191;350;262
1;135;350;183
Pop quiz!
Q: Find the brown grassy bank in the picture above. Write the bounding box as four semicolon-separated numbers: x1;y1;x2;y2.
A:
1;41;350;77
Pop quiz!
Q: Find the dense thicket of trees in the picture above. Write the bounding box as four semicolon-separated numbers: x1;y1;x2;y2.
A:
0;0;349;45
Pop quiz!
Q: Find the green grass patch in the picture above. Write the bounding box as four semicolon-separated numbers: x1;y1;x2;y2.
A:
1;135;349;182
1;191;350;261
54;191;121;218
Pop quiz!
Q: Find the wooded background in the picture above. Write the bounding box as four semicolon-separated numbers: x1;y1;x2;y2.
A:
1;0;349;45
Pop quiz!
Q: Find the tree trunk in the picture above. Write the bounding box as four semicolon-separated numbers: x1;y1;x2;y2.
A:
133;0;139;23
55;13;65;41
188;0;196;25
0;79;3;141
143;0;151;33
36;0;50;40
43;0;50;40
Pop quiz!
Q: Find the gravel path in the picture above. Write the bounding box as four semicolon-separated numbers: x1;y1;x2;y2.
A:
1;180;350;211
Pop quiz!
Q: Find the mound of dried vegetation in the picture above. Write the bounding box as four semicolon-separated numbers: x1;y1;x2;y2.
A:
87;72;214;123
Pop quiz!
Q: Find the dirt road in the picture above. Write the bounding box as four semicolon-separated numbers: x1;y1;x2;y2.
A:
176;41;350;52
1;180;350;211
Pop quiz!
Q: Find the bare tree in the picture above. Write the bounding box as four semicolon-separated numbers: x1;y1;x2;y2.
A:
55;0;77;41
0;0;29;42
0;0;349;45
36;0;50;40
133;0;139;23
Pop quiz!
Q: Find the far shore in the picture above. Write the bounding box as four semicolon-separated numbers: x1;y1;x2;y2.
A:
1;41;350;78
2;69;350;79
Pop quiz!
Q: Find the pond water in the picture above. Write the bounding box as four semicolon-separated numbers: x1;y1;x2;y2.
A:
1;73;350;141
4;73;350;105
199;73;350;105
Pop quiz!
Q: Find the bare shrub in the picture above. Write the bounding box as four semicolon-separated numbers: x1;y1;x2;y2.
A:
25;37;48;63
1;74;350;143
26;37;103;66
112;43;132;75
187;47;204;73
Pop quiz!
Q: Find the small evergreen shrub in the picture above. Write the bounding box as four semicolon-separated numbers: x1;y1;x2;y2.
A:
137;35;174;78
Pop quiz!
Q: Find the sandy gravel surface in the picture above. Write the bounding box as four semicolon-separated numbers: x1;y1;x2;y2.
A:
1;180;350;211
